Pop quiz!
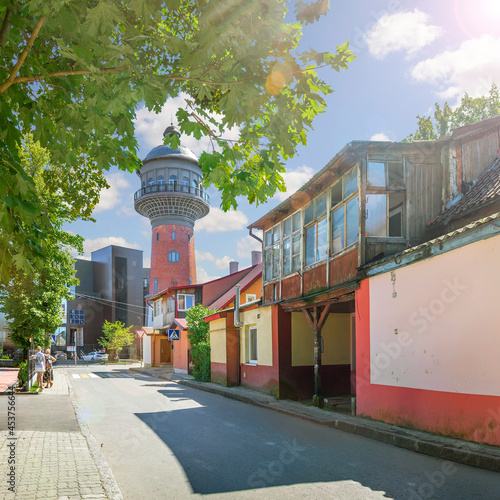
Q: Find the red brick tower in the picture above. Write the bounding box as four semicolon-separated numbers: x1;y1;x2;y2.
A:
134;126;210;294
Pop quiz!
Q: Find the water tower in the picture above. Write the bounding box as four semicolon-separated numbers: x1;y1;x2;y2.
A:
134;126;210;294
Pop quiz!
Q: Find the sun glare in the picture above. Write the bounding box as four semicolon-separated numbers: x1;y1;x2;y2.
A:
454;0;500;38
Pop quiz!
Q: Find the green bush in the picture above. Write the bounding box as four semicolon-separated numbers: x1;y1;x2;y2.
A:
17;361;28;387
191;342;211;382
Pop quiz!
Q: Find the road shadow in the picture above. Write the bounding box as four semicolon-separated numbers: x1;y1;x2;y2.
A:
132;384;429;498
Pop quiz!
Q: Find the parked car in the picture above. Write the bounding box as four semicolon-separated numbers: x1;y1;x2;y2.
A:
54;351;67;361
82;350;108;362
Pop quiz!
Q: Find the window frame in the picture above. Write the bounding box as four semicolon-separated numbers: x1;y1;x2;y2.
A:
248;326;258;364
168;250;180;263
365;160;406;239
304;194;328;267
177;293;195;311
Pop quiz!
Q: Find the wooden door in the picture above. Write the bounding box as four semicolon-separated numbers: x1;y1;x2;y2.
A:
160;339;171;363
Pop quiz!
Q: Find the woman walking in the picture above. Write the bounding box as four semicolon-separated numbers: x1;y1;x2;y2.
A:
44;349;56;388
34;346;45;391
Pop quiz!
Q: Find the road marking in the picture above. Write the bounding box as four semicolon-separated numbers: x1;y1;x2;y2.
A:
88;373;100;378
80;374;90;378
72;374;81;378
106;373;117;378
121;374;134;378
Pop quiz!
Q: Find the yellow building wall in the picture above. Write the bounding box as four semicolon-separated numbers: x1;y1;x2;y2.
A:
240;306;273;366
225;277;262;309
209;317;227;363
291;312;351;366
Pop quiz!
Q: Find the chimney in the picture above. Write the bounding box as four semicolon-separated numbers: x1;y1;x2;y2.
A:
229;261;239;274
251;251;262;266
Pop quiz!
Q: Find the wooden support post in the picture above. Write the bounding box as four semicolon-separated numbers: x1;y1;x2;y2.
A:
302;303;332;408
313;325;324;408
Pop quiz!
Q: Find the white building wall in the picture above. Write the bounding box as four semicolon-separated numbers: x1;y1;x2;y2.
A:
369;233;500;396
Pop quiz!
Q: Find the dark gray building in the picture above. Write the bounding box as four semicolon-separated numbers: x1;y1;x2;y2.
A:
55;245;145;356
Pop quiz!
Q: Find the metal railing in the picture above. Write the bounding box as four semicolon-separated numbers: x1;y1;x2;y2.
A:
134;183;210;203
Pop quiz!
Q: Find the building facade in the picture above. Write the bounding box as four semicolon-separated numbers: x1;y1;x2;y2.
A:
56;245;145;356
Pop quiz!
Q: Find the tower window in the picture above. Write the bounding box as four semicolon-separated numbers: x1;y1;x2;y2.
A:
169;176;177;190
181;177;189;192
148;178;154;186
154;278;158;292
172;231;176;240
187;234;191;242
157;176;165;185
156;232;159;241
168;250;180;263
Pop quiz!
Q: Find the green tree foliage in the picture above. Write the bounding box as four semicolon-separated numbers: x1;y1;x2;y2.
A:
98;320;135;361
405;83;500;141
186;304;215;382
0;136;93;351
0;0;355;282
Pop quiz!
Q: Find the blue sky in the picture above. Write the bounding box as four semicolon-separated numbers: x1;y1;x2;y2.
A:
66;0;500;282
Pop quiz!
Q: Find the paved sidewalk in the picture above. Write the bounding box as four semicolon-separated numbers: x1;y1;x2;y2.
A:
0;368;19;393
130;365;500;474
0;369;122;499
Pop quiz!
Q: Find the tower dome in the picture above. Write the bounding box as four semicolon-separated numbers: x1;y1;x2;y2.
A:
134;127;210;292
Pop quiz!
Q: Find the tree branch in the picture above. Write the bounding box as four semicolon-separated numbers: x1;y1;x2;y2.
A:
9;66;243;87
0;14;47;94
0;5;12;47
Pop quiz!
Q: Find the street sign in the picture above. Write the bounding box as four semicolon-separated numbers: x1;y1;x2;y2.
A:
136;330;146;338
50;335;56;345
168;329;180;341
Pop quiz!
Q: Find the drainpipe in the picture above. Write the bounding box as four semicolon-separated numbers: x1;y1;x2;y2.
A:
234;284;243;386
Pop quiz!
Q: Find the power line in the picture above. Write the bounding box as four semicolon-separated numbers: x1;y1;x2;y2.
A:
66;290;146;316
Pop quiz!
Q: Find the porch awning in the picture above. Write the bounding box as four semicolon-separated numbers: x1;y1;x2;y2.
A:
280;280;358;312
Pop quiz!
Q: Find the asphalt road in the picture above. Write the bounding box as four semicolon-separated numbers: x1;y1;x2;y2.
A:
67;365;500;500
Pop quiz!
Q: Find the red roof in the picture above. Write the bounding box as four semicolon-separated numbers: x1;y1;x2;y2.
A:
208;263;262;310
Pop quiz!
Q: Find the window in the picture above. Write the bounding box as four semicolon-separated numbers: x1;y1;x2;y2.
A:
156;232;159;241
169;175;177;189
154;278;158;292
304;193;328;266
171;231;176;240
366;192;404;237
331;166;359;254
181;177;189;192
148;178;154;186
365;161;405;238
187;233;191;242
265;211;301;281
245;294;257;303
248;326;257;363
168;250;180;262
154;299;162;317
157;176;165;186
143;278;148;288
178;294;194;311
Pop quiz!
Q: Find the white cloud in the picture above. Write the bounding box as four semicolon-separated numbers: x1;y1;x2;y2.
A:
77;237;142;260
195;250;234;270
94;172;130;213
365;9;442;59
370;133;391;141
195;207;248;233
236;235;262;260
143;257;151;269
134;93;240;157
274;165;315;202
196;266;221;284
410;34;500;101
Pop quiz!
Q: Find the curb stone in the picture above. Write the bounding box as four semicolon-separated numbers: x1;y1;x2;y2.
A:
66;374;123;500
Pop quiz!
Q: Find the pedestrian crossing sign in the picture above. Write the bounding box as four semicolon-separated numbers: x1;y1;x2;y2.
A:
50;334;56;345
168;329;180;341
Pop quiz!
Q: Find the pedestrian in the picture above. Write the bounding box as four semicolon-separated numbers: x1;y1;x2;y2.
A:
44;349;56;388
34;346;45;391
